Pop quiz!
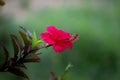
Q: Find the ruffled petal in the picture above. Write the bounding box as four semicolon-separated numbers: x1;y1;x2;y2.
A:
53;40;72;52
47;26;58;33
57;30;71;40
47;26;59;40
58;40;72;49
65;41;72;49
53;45;66;52
40;32;55;44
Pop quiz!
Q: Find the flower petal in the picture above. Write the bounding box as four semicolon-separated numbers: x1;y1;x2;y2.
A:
47;26;58;33
40;32;55;44
65;41;72;49
53;45;66;52
57;30;71;40
58;40;72;49
47;26;59;40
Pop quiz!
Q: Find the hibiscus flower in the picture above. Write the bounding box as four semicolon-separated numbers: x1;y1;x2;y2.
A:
40;26;78;52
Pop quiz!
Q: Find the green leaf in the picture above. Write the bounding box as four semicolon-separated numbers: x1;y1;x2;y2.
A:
19;31;31;46
8;67;29;80
33;40;43;48
32;31;43;48
32;31;37;42
65;64;73;72
10;35;19;59
23;53;40;63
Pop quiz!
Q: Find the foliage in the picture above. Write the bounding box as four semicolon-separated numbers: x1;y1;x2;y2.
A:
0;27;41;80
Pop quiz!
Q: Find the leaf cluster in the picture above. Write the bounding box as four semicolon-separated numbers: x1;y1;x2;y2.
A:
0;27;41;80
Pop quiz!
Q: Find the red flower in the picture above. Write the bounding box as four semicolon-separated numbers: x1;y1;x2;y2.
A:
40;26;75;52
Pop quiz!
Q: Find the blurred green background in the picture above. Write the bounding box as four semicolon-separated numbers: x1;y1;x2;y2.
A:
0;0;120;80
